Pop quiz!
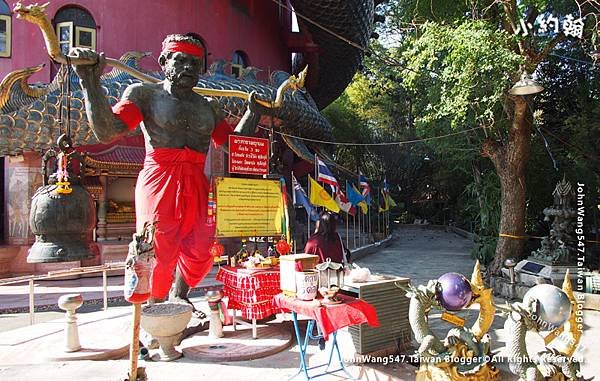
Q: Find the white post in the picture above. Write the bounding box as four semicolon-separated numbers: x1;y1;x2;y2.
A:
208;303;224;339
102;269;108;311
29;279;35;325
58;294;84;352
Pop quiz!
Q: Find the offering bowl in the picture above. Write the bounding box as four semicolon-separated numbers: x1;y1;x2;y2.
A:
140;302;193;361
319;285;340;304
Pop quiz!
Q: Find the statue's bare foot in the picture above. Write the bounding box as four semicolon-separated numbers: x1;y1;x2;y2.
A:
168;294;207;318
169;268;208;319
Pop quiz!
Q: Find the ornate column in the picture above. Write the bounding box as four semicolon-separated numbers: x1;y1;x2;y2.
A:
96;173;108;241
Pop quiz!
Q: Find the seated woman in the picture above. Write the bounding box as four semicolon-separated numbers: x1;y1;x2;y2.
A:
304;211;349;264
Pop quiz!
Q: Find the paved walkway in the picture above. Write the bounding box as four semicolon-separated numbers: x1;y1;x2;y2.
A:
353;225;475;286
0;225;598;380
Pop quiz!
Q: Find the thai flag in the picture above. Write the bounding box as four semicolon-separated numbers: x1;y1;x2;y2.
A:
359;171;371;202
316;155;340;192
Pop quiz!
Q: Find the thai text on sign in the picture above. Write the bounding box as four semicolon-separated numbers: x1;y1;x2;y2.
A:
228;135;269;175
215;177;283;237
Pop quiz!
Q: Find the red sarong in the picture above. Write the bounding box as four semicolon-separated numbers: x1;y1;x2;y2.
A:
135;147;214;298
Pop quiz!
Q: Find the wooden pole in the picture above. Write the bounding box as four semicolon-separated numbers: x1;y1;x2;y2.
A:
129;303;141;381
385;210;388;237
387;211;390;237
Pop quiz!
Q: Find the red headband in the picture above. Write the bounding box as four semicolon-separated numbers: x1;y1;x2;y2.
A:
162;41;204;59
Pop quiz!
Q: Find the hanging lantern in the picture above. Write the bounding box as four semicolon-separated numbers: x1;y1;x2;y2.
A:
27;135;96;263
209;240;225;263
276;238;291;255
508;71;544;96
316;258;345;289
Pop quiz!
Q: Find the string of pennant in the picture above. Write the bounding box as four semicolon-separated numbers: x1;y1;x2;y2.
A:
291;154;396;217
256;124;487;147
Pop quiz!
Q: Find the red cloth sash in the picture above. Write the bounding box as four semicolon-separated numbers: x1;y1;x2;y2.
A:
112;100;143;130
135;147;208;237
211;119;233;147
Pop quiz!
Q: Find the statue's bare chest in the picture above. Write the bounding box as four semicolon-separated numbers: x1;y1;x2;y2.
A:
140;90;216;150
149;93;215;134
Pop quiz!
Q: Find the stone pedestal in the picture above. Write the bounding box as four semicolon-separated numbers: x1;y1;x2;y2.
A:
57;293;84;352
507;259;583;287
493;258;589;301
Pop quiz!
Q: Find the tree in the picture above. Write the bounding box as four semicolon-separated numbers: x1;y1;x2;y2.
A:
367;0;599;275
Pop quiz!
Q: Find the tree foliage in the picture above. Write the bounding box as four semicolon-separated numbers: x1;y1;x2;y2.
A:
322;0;600;268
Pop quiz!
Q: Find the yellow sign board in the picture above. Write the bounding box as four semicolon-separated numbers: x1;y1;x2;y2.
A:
215;177;283;237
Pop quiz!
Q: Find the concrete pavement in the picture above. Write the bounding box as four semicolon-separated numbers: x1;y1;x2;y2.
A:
1;225;598;380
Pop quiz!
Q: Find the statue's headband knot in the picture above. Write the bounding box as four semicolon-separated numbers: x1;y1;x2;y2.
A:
162;41;204;59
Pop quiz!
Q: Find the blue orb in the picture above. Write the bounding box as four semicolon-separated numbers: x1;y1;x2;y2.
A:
523;284;571;330
437;272;472;311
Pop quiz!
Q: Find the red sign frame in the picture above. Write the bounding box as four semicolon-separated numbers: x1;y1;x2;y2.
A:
228;135;270;175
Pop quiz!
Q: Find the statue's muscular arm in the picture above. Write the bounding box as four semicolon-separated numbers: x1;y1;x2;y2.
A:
73;49;137;143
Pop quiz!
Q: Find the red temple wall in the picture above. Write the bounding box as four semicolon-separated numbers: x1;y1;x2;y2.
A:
1;0;292;83
0;0;293;276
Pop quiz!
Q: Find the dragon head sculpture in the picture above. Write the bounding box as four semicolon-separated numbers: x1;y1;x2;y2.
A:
291;65;308;92
13;2;50;27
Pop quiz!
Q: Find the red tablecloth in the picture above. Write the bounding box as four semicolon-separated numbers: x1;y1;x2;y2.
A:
273;293;380;341
216;265;280;320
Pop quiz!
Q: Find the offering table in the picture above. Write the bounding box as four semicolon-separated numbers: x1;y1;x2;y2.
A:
273;293;379;380
216;265;280;338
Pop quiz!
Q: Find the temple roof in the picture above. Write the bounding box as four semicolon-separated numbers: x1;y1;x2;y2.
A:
84;145;145;172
